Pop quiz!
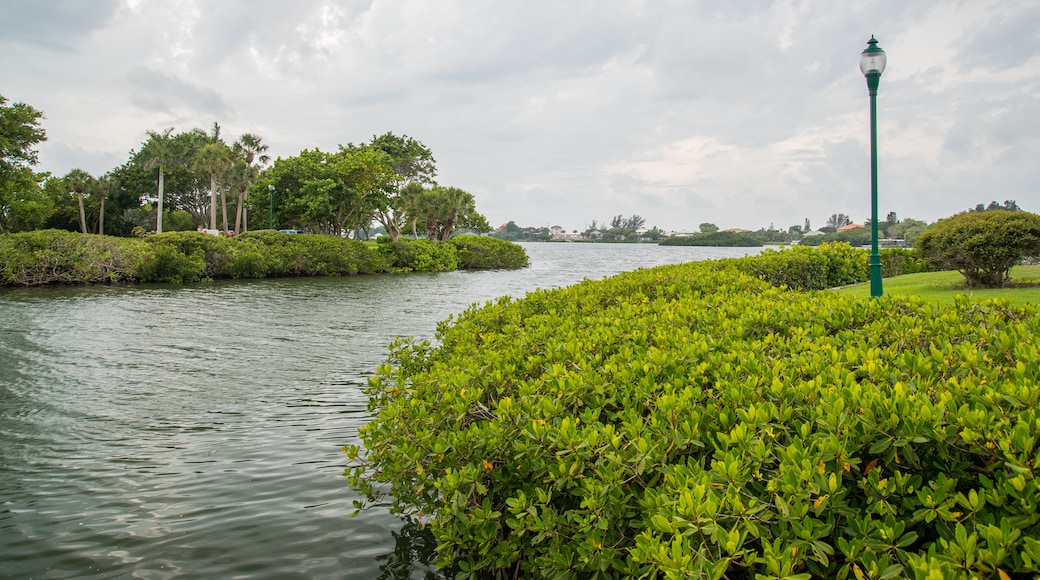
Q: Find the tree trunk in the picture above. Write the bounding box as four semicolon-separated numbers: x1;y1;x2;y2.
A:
220;182;229;233
98;196;105;235
235;187;245;234
77;193;87;234
156;169;164;234
209;173;217;230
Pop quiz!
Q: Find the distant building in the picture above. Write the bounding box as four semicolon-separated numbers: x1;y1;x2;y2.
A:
837;223;866;232
550;225;583;241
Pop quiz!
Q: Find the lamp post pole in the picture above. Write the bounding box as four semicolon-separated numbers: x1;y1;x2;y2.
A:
860;36;887;298
268;184;275;230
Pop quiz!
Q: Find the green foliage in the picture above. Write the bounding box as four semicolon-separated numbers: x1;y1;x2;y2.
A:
879;248;932;278
0;229;148;285
660;231;763;247
449;235;530;270
917;210;1040;288
378;238;459;272
800;227;871;248
0;94;48;233
734;243;866;290
348;248;1040;578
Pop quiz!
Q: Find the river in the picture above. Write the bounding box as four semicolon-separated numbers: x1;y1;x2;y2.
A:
0;242;759;579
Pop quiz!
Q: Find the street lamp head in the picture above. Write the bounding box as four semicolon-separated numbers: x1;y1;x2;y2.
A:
859;36;887;76
268;184;275;193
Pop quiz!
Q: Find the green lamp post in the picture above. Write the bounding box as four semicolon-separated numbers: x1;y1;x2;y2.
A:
268;184;275;230
860;36;887;297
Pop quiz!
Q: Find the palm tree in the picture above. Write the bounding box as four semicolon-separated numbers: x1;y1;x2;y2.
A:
64;168;92;234
139;127;175;233
232;133;269;233
92;174;113;235
437;186;476;243
193;142;232;231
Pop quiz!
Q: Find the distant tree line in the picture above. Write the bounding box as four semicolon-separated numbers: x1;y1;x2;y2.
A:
0;93;489;242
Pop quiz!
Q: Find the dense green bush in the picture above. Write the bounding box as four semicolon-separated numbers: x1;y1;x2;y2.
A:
660;232;763;247
0;229;148;285
880;248;932;278
917;210;1040;288
378;238;460;272
450;235;530;269
732;243;866;290
348;249;1040;578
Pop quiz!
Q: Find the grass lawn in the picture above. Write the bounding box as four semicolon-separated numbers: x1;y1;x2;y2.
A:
833;264;1040;305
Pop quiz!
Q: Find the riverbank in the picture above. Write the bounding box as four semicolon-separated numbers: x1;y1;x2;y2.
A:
0;229;529;286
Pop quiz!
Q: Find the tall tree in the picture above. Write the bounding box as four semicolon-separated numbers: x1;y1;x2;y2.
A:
232;133;269;233
138;127;176;233
91;173;116;235
826;213;852;228
0;94;48;233
368;132;437;241
65;168;92;234
193;141;232;231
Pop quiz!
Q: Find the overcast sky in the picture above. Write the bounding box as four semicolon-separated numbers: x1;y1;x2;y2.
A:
2;0;1037;233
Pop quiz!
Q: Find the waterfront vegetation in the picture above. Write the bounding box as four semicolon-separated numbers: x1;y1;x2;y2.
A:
348;243;1040;578
0;229;528;286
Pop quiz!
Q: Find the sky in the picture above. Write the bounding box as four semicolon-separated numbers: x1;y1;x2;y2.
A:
1;0;1037;233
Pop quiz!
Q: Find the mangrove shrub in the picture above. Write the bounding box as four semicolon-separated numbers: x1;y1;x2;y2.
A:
348;246;1040;578
450;235;530;270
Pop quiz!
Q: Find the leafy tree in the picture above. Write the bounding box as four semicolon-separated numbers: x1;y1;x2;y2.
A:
369;132;437;241
699;222;719;234
973;200;1021;212
788;225;803;235
803;218;811;233
917;210;1040;287
886;217;928;246
643;226;665;241
885;211;898;224
0;94;49;233
260;146;395;236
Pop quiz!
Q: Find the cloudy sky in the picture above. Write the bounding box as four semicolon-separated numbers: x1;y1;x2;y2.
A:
2;0;1037;233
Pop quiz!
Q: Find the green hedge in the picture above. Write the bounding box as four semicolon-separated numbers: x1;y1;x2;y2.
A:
348;245;1040;579
377;238;460;272
450;235;531;269
2;230;530;285
0;229;150;286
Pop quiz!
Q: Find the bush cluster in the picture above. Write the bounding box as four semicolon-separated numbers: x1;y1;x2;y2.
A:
377;238;460;272
0;229;149;285
348;245;1040;578
450;235;531;270
1;231;529;286
917;210;1040;288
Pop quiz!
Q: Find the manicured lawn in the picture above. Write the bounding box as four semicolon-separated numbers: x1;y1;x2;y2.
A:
834;265;1040;304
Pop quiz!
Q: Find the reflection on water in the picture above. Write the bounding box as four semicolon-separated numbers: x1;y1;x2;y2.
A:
0;243;758;578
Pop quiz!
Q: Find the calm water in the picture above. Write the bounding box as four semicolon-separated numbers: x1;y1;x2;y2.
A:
0;243;758;579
